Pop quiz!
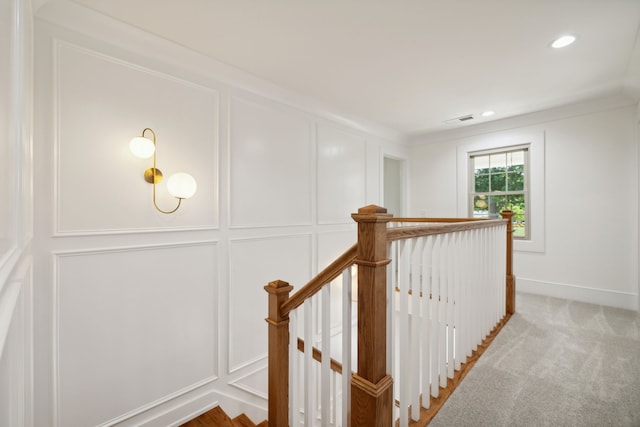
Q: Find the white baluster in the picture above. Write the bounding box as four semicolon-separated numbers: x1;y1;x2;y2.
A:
387;241;395;377
290;311;299;426
439;234;447;389
304;298;315;426
389;241;400;423
446;233;455;380
464;229;472;360
398;239;410;427
499;226;504;315
452;231;462;372
341;268;352;427
331;370;336;426
494;226;501;326
469;229;477;354
410;237;422;421
430;234;440;399
321;285;331;424
482;228;488;338
476;229;482;345
420;235;433;409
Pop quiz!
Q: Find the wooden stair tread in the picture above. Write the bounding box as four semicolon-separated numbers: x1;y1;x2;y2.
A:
180;406;234;427
232;413;258;427
180;405;266;427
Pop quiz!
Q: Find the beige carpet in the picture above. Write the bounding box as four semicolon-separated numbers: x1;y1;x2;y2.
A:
430;292;640;427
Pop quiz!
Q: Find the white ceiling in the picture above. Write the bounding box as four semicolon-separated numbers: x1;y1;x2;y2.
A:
63;0;640;136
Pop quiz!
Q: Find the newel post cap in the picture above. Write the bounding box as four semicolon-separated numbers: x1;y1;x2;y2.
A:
358;205;388;214
351;205;393;223
264;279;294;294
500;209;514;218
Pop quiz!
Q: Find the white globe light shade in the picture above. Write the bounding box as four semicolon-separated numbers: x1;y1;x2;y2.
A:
166;173;197;199
129;136;156;159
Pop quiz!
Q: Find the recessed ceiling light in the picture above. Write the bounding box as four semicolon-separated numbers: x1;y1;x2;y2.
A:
481;110;495;117
551;35;576;49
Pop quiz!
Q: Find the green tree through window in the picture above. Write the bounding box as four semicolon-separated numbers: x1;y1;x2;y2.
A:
470;147;529;239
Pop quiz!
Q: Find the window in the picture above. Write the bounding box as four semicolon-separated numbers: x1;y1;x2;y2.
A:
456;130;544;252
469;146;529;239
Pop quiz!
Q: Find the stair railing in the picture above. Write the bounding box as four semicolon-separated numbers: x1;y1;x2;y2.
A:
265;206;514;427
265;244;358;427
387;211;514;425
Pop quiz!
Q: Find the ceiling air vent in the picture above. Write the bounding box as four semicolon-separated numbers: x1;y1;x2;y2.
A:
444;114;474;125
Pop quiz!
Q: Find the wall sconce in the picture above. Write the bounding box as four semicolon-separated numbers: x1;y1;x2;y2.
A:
129;128;197;214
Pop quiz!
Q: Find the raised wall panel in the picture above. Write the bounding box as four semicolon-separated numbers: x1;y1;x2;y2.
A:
55;243;218;427
317;124;366;224
55;42;218;234
228;234;311;372
229;95;312;227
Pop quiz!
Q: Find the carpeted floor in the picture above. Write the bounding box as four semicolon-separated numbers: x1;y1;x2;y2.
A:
430;292;640;427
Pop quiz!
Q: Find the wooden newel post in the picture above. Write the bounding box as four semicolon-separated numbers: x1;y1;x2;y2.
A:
500;210;516;314
350;205;393;427
265;279;294;427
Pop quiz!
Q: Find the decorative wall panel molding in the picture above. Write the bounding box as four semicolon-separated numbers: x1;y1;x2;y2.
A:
229;94;313;228
228;234;311;372
54;41;218;235
317;124;366;224
229;363;268;400
53;242;218;427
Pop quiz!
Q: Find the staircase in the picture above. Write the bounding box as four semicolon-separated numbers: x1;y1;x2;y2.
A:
180;406;267;427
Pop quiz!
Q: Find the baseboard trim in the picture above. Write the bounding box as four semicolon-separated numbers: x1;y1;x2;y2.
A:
517;277;638;311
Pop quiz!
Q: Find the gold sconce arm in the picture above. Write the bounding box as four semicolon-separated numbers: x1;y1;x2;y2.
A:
130;127;197;214
152;182;183;214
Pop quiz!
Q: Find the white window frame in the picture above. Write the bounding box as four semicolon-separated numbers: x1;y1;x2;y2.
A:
468;145;530;239
457;131;545;253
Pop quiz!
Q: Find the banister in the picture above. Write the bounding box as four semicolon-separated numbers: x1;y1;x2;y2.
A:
390;217;491;223
266;206;515;427
280;243;358;316
386;218;506;241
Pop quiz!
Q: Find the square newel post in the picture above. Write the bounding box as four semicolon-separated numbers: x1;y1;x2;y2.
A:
265;279;294;427
350;205;393;427
500;210;516;314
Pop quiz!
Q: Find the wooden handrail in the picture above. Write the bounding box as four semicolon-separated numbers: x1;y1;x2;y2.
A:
297;338;343;374
387;218;506;241
390;217;490;223
280;244;358;316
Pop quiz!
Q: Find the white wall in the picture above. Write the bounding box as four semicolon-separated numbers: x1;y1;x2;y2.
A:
0;0;34;426
410;98;639;311
33;1;407;426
